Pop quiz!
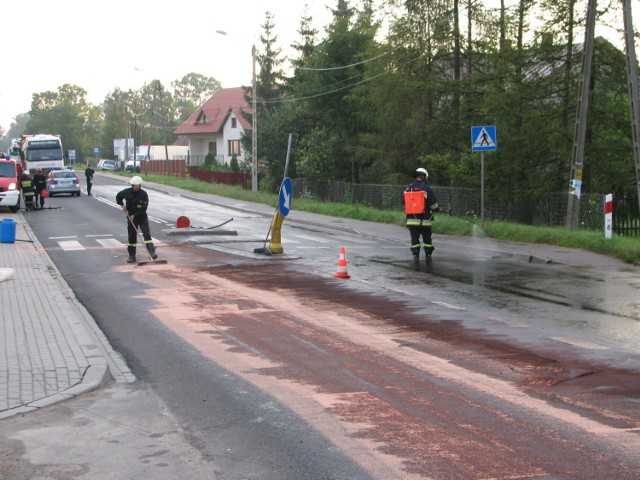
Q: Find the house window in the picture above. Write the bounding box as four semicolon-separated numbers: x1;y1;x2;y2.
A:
231;117;237;128
228;140;241;156
196;112;207;124
208;142;217;155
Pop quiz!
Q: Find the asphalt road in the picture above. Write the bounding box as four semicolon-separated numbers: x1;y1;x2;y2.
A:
4;172;639;479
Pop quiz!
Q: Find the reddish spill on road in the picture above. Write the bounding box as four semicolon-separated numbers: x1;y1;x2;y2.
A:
133;246;640;479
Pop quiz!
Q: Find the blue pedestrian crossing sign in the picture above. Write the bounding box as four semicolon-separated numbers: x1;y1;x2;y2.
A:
471;126;497;152
278;177;293;217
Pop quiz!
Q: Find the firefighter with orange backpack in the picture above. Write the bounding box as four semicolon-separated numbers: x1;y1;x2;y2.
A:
402;168;441;263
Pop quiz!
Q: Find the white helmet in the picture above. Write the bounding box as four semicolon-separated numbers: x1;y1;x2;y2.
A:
130;176;143;186
414;167;428;179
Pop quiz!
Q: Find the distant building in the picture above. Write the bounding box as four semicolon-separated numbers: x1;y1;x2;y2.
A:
173;87;252;167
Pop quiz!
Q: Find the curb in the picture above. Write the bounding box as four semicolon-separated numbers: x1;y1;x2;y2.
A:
0;365;110;420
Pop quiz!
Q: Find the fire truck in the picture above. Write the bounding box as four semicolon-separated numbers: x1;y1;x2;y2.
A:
0;154;20;213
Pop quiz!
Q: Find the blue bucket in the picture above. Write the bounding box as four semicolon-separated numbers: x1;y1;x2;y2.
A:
0;218;17;244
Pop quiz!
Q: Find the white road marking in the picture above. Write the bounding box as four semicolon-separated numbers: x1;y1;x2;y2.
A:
96;238;126;248
291;233;332;243
51;235;164;250
58;240;84;251
550;336;609;350
431;301;466;311
489;315;527;328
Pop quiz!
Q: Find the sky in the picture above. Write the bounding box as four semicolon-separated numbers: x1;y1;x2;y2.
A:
0;0;637;133
0;0;337;131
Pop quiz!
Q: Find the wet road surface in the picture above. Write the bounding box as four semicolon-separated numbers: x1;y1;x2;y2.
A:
129;241;640;479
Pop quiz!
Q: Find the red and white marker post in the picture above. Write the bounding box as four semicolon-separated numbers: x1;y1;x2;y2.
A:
604;194;613;239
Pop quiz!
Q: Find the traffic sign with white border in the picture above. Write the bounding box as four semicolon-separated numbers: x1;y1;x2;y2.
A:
471;126;497;152
278;177;292;217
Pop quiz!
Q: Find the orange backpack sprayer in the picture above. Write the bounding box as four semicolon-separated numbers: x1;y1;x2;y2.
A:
403;190;425;214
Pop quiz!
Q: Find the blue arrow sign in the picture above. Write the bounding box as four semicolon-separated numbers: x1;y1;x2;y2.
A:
471;126;497;152
278;177;293;217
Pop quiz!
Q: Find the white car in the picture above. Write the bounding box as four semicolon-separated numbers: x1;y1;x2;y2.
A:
47;168;81;197
100;160;119;171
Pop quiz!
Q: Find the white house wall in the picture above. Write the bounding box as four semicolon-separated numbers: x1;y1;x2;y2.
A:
188;135;222;166
183;113;247;167
222;113;246;165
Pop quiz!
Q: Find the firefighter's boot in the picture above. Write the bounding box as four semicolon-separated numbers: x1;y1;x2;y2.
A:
411;248;420;264
146;243;158;260
424;246;434;262
127;245;136;264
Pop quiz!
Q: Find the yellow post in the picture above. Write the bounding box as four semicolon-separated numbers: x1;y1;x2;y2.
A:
268;211;286;254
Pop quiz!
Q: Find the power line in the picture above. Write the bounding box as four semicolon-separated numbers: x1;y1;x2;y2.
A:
296;45;403;71
260;51;426;105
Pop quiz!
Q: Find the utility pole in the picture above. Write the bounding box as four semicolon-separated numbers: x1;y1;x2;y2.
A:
622;0;640;212
566;0;598;230
124;105;129;167
252;44;258;193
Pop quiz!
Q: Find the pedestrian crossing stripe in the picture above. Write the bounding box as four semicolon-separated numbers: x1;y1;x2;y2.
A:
58;240;85;251
54;236;164;251
471;126;497;151
96;238;126;248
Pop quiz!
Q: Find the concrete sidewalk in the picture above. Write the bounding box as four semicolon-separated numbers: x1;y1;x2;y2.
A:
0;211;133;420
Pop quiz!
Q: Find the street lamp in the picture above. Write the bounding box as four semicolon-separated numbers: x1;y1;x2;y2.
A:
217;30;258;192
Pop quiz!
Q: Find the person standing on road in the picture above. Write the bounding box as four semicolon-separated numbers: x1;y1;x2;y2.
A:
402;167;441;263
20;171;36;211
85;163;95;196
115;176;158;264
32;167;47;209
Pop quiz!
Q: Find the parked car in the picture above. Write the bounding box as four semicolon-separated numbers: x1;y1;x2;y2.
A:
125;160;141;172
100;160;118;171
47;168;81;197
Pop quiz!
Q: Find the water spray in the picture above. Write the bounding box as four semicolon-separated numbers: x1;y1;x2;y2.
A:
443;210;477;225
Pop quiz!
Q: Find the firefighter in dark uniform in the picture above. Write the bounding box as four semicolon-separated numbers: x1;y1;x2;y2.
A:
33;167;47;208
20;172;36;211
115;176;158;263
403;167;440;263
85;163;95;195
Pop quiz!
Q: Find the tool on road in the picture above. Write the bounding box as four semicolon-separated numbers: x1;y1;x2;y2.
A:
125;213;168;266
253;223;273;256
175;216;234;230
253;208;278;256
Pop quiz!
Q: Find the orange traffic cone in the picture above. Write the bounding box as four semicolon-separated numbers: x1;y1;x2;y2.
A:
333;246;351;279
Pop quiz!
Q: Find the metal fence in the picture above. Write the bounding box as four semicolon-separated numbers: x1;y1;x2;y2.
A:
291;178;640;237
145;165;639;236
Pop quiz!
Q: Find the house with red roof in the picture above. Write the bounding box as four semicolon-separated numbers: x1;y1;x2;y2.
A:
173;87;252;167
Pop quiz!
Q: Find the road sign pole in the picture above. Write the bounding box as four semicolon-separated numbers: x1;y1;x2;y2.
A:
481;152;485;229
471;126;496;230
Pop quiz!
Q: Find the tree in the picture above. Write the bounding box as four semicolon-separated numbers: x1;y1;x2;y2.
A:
289;0;379;183
27;84;101;163
1;113;30;153
241;11;289;190
172;73;221;121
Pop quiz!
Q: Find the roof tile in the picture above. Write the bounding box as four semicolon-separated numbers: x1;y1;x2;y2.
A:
173;87;252;135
